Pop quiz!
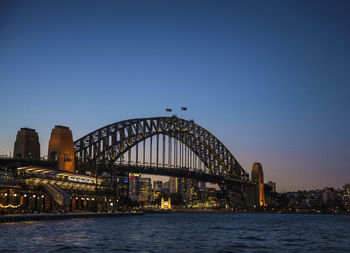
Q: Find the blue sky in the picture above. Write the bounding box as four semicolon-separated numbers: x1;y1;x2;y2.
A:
1;0;349;191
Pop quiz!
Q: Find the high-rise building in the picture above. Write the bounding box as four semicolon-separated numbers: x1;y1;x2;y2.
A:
13;128;40;159
169;177;199;201
139;178;151;202
251;162;266;207
169;177;179;193
117;176;129;197
129;175;140;197
184;179;199;202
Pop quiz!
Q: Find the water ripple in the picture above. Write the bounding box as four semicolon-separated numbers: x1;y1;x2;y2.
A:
1;213;350;252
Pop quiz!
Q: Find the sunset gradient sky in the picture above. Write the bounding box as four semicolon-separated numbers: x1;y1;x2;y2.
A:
1;0;349;191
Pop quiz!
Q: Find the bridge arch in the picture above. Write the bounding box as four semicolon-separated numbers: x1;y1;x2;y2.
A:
74;116;248;178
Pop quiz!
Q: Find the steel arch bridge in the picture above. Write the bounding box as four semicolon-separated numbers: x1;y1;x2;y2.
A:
74;116;248;179
74;116;253;208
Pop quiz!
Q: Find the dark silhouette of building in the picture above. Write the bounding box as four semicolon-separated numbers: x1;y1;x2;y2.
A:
48;126;75;172
13;128;40;159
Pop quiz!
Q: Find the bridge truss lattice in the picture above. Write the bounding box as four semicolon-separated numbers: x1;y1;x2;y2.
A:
74;116;248;180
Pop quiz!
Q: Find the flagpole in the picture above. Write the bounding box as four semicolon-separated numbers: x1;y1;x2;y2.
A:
181;106;187;119
165;107;173;117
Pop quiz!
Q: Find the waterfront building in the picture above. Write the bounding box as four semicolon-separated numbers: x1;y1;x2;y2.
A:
0;164;114;214
343;184;350;212
0;125;120;215
13;128;40;160
161;197;171;209
196;187;221;208
322;187;335;205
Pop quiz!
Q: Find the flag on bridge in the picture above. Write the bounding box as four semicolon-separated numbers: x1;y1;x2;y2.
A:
181;107;187;111
166;108;172;112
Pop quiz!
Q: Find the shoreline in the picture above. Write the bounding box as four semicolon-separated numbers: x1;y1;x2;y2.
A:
1;209;348;223
0;211;144;223
149;208;350;215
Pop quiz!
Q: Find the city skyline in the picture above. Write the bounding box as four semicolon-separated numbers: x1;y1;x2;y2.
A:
1;0;350;192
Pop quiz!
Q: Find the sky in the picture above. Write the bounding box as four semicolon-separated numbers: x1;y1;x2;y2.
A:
0;0;349;192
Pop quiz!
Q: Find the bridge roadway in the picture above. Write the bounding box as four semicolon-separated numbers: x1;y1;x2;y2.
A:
99;162;249;185
0;158;248;186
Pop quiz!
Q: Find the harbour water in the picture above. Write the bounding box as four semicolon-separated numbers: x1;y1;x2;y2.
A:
1;213;349;252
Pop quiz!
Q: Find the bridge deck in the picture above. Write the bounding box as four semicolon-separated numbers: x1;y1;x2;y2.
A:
0;158;250;185
102;163;248;185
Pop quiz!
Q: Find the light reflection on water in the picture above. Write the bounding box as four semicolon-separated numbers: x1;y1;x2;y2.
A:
0;213;349;252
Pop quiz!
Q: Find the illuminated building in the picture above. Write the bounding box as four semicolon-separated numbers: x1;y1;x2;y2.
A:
48;126;75;172
13;128;40;159
128;175;139;197
183;179;198;202
168;177;199;202
169;177;192;194
251;162;266;207
169;177;179;193
343;184;350;212
1;125;121;214
139;178;151;202
161;197;171;209
0;165;115;214
127;175;151;202
117;176;129;197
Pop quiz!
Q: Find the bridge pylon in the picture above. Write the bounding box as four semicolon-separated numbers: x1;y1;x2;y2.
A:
48;125;75;172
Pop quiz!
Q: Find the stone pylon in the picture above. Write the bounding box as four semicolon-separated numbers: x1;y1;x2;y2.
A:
13;128;40;159
251;162;266;207
48;126;75;172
